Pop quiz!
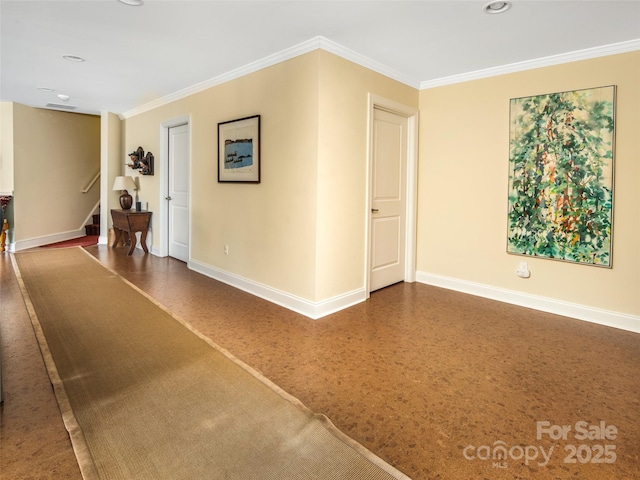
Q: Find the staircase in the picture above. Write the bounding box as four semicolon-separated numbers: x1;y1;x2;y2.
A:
85;213;100;236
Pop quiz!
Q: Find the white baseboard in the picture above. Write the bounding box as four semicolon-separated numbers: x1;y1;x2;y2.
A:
14;229;85;251
416;271;640;335
189;259;366;320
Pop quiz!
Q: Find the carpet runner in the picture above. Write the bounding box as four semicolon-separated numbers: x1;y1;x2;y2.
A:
12;247;409;480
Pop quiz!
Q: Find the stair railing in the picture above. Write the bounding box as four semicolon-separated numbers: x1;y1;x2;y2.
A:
82;171;100;193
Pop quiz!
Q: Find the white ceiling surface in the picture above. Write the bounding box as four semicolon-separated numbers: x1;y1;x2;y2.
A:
1;1;639;116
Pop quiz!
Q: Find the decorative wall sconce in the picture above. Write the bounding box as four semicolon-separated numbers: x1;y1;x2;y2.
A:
127;146;154;175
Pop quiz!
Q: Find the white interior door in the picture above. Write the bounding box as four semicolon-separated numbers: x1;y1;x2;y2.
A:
168;123;189;262
369;107;407;291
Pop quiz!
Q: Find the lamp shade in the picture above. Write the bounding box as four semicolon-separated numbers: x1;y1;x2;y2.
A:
113;176;136;210
112;176;136;192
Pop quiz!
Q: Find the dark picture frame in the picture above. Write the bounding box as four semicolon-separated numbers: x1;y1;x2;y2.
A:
218;115;261;183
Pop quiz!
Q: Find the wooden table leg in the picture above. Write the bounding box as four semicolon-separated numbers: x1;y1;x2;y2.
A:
127;234;137;255
112;227;122;247
140;230;149;253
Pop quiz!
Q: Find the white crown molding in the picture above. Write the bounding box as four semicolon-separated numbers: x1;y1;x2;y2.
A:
317;36;421;89
420;39;640;89
416;271;640;335
122;37;639;118
189;258;366;320
121;36;419;119
122;37;320;119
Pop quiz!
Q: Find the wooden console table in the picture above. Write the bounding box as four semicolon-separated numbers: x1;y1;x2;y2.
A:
111;209;152;255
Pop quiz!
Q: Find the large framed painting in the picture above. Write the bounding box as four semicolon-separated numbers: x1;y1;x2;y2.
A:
507;85;615;267
218;115;261;183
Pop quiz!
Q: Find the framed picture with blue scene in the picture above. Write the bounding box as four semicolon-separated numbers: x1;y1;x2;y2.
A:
218;115;261;183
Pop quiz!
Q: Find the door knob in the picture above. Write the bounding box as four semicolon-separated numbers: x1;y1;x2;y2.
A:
166;196;172;201
371;208;379;213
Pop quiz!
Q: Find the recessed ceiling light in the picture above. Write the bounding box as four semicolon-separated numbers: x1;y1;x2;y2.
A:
57;94;70;101
62;54;85;62
118;0;144;5
483;1;512;14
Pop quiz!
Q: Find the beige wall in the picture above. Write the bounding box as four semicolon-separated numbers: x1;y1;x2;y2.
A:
418;51;640;316
315;51;418;300
1;102;15;194
124;50;418;303
3;45;635;321
0;102;16;244
12;104;100;244
101;112;124;238
125;53;322;299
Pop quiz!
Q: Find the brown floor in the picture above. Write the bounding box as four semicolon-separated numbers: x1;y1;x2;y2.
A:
1;245;639;480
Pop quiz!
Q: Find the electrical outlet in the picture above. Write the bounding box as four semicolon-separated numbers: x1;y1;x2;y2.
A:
224;244;229;255
516;261;530;278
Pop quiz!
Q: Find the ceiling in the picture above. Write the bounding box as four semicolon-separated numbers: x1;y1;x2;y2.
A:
1;1;639;116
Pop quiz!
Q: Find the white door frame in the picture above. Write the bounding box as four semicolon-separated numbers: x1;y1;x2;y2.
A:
159;115;191;258
365;94;418;297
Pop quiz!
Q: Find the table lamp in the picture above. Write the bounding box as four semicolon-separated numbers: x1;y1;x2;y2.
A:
113;176;136;210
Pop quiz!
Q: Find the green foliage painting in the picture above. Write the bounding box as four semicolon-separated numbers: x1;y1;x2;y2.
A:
507;86;615;267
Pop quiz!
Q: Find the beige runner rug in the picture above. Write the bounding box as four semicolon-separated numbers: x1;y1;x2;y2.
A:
12;248;409;480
